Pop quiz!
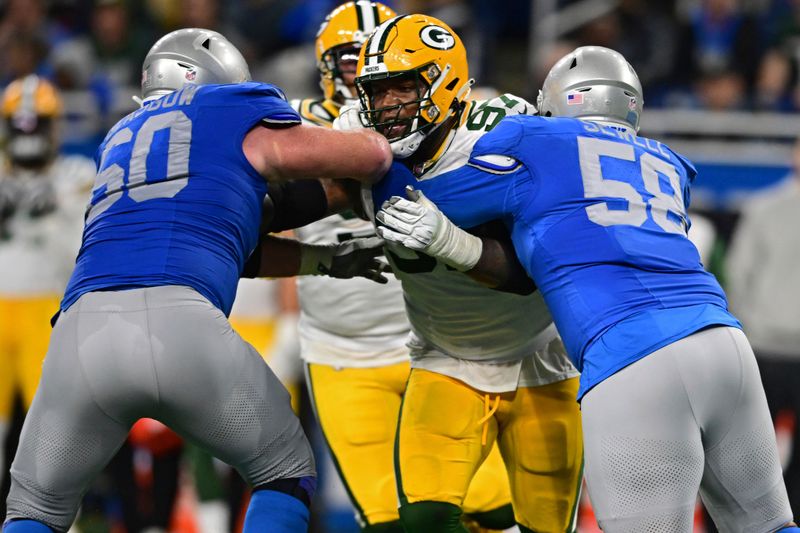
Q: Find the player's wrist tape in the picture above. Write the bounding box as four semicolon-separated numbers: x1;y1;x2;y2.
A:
426;215;483;272
297;244;334;276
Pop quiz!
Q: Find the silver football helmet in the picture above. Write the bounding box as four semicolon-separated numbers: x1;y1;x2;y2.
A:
141;28;251;99
537;46;643;131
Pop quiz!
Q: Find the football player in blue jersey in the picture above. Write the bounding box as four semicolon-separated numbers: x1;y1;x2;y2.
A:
2;28;393;533
376;46;799;533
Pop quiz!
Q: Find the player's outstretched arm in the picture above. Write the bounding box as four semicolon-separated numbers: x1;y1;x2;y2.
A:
261;178;364;234
242;234;390;284
376;188;534;294
243;123;392;183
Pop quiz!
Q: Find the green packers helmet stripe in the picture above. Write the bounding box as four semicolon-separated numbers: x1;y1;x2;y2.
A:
355;0;377;33
365;15;406;66
371;3;381;30
355;1;366;32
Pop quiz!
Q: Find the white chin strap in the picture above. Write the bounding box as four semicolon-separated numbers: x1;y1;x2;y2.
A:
390;128;425;159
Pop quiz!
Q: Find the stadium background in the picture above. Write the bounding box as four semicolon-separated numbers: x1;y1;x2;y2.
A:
0;0;797;531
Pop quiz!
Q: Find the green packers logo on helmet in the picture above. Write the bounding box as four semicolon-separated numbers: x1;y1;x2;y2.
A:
419;25;455;50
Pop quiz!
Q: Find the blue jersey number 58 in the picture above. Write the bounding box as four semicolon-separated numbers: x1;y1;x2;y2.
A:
577;136;687;234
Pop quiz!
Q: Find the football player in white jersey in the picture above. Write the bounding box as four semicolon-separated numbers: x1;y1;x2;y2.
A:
0;76;94;500
333;14;584;533
287;3;516;531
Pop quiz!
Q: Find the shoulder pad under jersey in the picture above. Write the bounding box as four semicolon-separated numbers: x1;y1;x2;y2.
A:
289;98;338;127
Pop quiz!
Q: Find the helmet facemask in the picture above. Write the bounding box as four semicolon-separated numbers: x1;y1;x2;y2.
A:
354;14;471;160
2;75;61;169
319;44;362;103
6;116;56;168
315;2;398;104
357;62;461;159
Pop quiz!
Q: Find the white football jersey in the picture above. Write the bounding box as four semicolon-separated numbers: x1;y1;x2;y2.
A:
357;94;579;392
0;155;94;296
229;278;281;320
290;97;411;368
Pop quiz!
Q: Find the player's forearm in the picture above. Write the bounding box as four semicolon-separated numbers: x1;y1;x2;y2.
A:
245;124;392;184
247;235;303;278
262;180;329;233
303;130;390;183
467;238;537;295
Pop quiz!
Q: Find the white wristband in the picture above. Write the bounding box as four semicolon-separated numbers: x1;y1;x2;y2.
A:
427;217;483;271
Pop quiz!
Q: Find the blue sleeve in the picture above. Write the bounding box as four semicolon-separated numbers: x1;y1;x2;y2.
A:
372;159;522;230
418;117;529;228
204;82;302;126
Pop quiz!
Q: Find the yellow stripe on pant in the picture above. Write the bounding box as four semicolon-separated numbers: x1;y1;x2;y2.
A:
397;368;584;532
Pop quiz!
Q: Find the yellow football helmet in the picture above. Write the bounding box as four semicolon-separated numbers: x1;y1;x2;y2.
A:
355;14;472;158
316;1;397;103
1;75;62;168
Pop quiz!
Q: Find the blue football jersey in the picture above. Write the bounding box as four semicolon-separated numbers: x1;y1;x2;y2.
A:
394;115;740;398
62;82;300;315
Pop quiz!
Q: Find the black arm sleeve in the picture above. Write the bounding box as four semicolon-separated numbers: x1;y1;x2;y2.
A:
262;180;328;233
241;243;263;278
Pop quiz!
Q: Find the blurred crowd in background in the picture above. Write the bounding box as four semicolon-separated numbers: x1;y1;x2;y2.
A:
9;0;800;137
0;0;799;532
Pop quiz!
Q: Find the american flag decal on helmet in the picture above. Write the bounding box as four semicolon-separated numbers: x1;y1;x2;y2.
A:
567;93;583;105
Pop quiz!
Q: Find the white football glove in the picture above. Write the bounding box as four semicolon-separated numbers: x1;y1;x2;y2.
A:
298;236;391;283
333;103;366;131
376;186;482;271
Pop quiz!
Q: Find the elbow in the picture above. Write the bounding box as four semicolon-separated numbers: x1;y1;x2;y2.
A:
363;132;393;183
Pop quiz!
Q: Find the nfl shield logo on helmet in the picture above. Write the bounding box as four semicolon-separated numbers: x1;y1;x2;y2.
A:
567;93;583;105
185;68;197;81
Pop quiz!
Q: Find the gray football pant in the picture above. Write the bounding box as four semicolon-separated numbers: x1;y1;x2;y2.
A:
6;286;315;532
581;326;792;533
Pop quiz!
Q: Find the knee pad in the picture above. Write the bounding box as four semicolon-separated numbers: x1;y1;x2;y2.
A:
3;519;57;533
243;484;314;533
253;476;316;508
464;503;515;530
399;501;464;533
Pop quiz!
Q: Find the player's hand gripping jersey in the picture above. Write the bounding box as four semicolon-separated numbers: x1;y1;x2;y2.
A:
398;115;740;397
62;83;300;316
362;95;577;392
